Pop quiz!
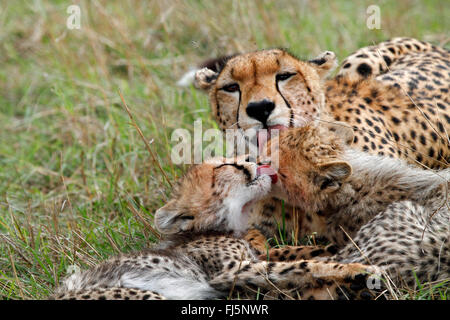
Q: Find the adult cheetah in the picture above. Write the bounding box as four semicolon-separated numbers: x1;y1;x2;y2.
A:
194;37;449;169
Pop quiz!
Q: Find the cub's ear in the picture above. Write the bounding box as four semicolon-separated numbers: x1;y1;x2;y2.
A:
326;121;355;145
194;67;219;91
308;51;338;79
154;203;194;235
315;161;352;192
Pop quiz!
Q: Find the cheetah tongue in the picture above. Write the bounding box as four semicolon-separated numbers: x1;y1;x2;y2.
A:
256;165;278;184
268;125;288;132
257;125;288;154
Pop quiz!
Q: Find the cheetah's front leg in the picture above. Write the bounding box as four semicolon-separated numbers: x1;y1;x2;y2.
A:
209;260;380;300
245;228;339;261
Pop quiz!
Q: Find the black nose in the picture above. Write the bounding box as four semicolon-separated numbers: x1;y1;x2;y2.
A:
246;100;275;126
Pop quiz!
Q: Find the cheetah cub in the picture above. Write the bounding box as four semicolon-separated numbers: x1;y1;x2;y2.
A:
52;156;378;300
261;124;450;289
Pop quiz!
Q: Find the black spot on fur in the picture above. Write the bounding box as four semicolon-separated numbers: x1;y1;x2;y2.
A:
363;97;372;104
310;249;325;257
391;116;400;125
279;266;295;275
356;63;372;77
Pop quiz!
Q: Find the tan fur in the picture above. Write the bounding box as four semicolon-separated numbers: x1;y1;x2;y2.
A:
51;287;165;300
52;157;380;300
192;38;449;287
259;125;449;287
196;37;450;169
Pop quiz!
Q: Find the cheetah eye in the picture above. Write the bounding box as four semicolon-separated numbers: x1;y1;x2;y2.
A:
276;72;296;82
221;83;239;93
320;178;334;190
178;215;194;220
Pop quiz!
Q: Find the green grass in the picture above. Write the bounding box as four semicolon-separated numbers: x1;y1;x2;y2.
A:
0;0;449;300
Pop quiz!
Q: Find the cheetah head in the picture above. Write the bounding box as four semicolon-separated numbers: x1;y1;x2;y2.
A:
154;156;277;236
262;124;353;213
194;49;337;148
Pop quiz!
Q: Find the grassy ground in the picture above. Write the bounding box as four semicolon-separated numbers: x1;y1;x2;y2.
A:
0;0;448;300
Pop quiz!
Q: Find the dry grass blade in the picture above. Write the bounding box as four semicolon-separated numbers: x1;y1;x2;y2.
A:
118;90;173;188
7;247;25;300
0;233;34;267
104;230;121;254
227;250;246;300
127;201;161;240
338;225;372;265
72;230;102;259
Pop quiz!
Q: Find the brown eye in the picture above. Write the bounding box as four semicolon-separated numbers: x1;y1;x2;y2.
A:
221;83;239;92
276;72;296;81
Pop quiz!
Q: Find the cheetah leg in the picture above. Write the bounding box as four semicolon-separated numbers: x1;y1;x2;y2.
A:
244;229;334;261
259;244;339;261
209;260;380;300
50;287;166;300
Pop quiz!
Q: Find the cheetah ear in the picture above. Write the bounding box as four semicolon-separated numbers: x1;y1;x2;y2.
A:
316;161;352;192
154;203;194;235
326;121;355;145
194;67;218;91
308;51;338;79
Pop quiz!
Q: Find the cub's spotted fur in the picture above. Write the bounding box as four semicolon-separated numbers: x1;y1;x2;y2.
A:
259;125;449;287
51;287;165;300
52;156;378;300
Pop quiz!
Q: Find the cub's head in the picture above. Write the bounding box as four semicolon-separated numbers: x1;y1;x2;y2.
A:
194;49;337;137
263;124;353;213
154;156;277;236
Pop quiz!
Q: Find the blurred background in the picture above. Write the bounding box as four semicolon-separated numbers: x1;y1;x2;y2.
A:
0;0;448;299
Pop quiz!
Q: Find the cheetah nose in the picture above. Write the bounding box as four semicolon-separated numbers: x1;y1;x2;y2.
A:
257;165;278;184
246;100;275;126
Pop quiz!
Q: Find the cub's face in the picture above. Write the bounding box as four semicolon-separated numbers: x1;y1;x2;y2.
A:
262;125;353;213
195;49;337;145
154;156;277;236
